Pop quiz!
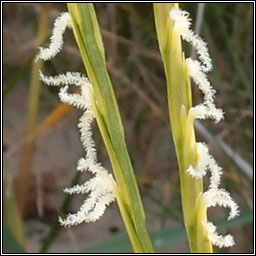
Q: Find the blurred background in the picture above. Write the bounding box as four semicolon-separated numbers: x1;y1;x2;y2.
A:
3;3;253;253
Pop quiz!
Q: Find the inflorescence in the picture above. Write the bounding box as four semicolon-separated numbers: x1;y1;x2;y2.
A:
36;12;116;227
170;7;239;248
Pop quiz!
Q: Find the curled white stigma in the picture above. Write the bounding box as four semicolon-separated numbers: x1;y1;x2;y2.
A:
187;141;239;248
186;58;224;123
35;12;72;62
202;188;240;248
170;7;212;73
170;7;239;248
204;189;240;221
186;141;223;190
41;72;116;226
204;221;235;248
186;142;209;179
170;8;224;124
38;12;116;226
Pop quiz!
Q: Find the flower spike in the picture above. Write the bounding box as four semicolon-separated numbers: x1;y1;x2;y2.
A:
170;6;239;249
38;12;116;226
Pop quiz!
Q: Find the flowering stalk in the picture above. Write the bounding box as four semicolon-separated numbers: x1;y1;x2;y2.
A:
154;3;239;253
36;4;153;253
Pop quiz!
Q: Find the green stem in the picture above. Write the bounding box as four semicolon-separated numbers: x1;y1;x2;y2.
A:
154;3;213;253
67;3;154;253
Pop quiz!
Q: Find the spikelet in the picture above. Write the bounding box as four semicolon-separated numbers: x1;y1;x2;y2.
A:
37;12;116;226
170;7;239;248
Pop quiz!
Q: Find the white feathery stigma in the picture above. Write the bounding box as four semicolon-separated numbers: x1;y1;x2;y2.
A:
37;12;116;227
170;8;224;124
186;142;209;179
201;188;240;248
186;58;224;123
204;221;235;248
170;8;212;73
204;189;239;221
35;12;72;62
186;142;223;190
169;7;239;248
